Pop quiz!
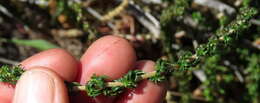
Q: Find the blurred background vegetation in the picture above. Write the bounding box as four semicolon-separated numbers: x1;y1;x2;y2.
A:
0;0;259;103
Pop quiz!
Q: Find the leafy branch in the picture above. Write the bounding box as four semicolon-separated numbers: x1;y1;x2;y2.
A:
0;7;258;98
0;65;24;84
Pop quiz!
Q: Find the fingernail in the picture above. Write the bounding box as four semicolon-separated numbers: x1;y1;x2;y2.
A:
13;69;55;103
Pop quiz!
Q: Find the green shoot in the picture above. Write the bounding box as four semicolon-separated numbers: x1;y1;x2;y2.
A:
0;6;258;98
0;65;24;84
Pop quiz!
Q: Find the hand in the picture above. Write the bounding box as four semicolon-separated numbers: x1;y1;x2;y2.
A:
0;35;166;103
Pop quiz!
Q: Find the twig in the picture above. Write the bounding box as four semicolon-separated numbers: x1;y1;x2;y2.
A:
193;0;236;15
84;0;161;39
85;7;115;29
223;60;244;83
73;71;157;91
183;16;207;30
141;0;162;4
144;10;160;29
0;4;13;18
250;19;260;26
193;70;207;82
0;57;19;65
192;40;199;49
127;3;161;39
0;3;35;35
100;0;129;21
85;7;103;20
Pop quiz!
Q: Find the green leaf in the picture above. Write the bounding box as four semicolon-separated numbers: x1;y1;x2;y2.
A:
10;39;59;51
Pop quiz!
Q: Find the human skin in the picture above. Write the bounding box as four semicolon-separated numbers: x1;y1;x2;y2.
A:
0;35;166;103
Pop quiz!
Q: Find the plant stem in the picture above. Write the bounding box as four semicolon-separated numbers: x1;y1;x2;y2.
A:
100;0;129;21
71;54;209;92
73;71;158;91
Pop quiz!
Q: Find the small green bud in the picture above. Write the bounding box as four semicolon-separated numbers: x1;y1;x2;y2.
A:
0;65;24;84
116;70;144;88
85;75;107;97
149;59;173;83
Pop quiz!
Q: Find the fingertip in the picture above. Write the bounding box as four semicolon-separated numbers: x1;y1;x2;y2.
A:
79;35;136;83
116;60;167;103
0;82;15;103
134;60;156;72
13;67;69;103
78;35;136;103
20;48;79;81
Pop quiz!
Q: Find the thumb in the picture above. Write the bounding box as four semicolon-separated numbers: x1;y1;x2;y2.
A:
13;67;69;103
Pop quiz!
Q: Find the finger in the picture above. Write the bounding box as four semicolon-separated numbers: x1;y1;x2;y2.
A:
13;67;69;103
116;60;167;103
0;82;15;103
20;48;79;82
76;35;136;103
79;35;136;83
